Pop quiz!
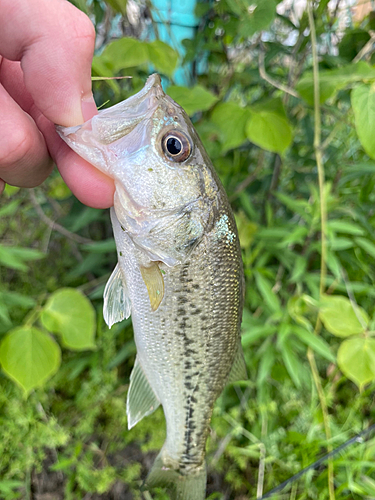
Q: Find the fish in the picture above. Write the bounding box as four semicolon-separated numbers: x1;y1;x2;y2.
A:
56;74;246;500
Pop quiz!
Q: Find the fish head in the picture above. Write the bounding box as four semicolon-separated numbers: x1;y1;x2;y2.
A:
57;74;219;265
57;74;216;219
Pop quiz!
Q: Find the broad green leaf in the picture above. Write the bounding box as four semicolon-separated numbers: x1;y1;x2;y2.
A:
211;102;250;151
167;85;218;116
337;337;375;389
98;38;149;72
105;0;127;14
355;237;375;259
0;327;61;394
147;40;179;77
297;62;375;105
226;0;277;37
320;295;369;337
41;289;96;350
292;326;336;363
352;84;375;159
246;110;292;154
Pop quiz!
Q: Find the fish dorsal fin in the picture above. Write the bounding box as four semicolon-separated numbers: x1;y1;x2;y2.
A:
103;264;131;328
140;263;165;312
127;357;160;429
227;339;248;384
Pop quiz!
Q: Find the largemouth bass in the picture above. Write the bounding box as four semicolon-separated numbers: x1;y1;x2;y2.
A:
57;74;246;500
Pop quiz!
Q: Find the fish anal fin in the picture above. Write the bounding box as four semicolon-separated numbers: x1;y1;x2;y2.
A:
140;262;165;312
103;264;131;328
127;357;160;429
227;339;248;384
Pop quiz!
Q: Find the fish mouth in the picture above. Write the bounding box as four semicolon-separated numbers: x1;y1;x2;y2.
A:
56;73;166;147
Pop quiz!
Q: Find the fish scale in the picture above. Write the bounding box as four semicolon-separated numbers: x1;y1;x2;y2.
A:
56;74;246;500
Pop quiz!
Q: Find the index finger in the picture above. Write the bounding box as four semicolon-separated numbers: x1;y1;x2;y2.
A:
0;0;96;126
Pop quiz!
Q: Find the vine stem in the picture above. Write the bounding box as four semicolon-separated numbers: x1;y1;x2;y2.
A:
307;2;335;499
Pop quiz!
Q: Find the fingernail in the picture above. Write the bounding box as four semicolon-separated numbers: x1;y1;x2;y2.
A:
81;94;98;121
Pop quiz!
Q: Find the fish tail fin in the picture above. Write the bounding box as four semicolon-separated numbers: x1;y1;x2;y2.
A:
144;452;207;500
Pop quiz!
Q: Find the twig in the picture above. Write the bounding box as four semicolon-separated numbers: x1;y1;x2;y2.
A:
29;190;93;245
352;30;375;63
258;45;301;99
307;3;335;500
256;413;267;499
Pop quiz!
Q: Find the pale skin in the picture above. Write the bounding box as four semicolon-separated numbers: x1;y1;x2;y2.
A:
0;0;115;208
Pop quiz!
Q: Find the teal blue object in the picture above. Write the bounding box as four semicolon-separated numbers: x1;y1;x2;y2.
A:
150;0;199;85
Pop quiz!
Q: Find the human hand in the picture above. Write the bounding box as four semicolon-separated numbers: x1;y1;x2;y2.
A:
0;0;115;207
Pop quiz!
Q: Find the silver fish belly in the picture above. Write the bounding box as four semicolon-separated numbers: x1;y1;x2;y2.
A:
57;74;246;500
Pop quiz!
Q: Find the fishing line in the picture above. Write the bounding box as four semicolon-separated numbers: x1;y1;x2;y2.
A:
259;423;375;499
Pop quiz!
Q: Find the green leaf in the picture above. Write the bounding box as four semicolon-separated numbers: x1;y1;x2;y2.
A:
327;220;364;236
352;84;375;159
337;337;375;389
167;85;218;116
355;237;375;259
254;272;281;312
292;326;336;363
105;0;127;14
227;0;277;37
280;340;303;388
246;110;292;154
82;239;116;253
0;327;61;395
210;102;250;151
0;245;44;271
98;38;149;72
41;289;96;350
320;295;369;337
147;40;179;77
297;62;375;105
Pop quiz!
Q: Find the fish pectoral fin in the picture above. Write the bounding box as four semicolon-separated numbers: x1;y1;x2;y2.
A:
103;263;131;328
127;357;160;429
140;263;165;312
227;339;248;384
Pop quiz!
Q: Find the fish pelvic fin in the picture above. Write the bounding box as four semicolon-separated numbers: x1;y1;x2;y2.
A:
144;452;207;500
103;264;131;328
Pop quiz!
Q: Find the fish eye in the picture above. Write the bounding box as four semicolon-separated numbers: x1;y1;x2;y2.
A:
162;130;191;162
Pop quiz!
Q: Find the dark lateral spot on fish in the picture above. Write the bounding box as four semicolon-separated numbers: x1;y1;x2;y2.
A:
190;396;197;403
185;361;192;370
185;382;193;390
177;307;186;316
192;284;200;289
178;296;188;305
185;348;196;356
200;315;209;322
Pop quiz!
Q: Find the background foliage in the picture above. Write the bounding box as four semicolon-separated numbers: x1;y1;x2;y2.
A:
2;0;375;498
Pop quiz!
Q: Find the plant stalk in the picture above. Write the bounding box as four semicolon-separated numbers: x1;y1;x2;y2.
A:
307;2;335;498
